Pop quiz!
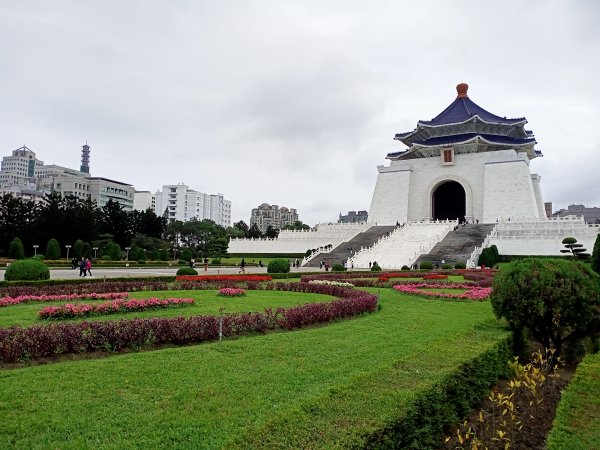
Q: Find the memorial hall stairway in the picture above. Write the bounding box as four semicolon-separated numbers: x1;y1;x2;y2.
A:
415;224;495;266
304;225;397;267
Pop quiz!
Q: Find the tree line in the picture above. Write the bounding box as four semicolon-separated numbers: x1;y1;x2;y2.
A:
1;193;236;261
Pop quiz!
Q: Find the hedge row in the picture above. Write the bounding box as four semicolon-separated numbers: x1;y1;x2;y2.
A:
0;290;378;363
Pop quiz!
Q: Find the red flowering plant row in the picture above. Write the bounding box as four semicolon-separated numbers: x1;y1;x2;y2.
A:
393;283;492;301
217;288;246;297
0;292;128;308
38;298;195;319
0;285;377;363
176;275;272;282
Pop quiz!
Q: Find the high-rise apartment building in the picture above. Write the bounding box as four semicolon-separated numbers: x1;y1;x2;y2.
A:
250;203;299;233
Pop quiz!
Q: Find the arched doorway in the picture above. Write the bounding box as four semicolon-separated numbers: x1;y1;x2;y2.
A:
432;181;466;221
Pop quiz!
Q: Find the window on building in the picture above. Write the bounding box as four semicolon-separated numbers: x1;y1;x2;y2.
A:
441;148;454;165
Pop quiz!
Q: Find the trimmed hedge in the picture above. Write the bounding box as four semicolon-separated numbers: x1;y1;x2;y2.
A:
419;261;433;270
267;259;290;274
4;260;50;281
176;267;198;276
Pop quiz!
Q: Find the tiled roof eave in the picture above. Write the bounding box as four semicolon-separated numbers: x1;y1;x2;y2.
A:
411;135;536;149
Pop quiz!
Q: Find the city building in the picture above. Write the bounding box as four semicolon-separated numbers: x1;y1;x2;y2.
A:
133;191;156;212
0;144;135;210
369;83;545;224
338;210;368;223
553;204;600;224
154;183;231;227
250;203;299;233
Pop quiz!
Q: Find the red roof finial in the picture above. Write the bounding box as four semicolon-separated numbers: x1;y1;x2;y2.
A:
456;83;469;98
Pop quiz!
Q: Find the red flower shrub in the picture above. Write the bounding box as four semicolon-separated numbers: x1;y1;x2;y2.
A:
393;283;492;301
38;298;195;319
217;288;246;297
422;274;448;280
176;275;272;282
0;292;128;308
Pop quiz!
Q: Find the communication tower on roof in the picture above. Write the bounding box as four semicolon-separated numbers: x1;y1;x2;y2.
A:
80;142;90;174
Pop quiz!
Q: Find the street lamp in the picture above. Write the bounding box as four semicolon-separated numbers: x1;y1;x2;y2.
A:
65;245;71;260
125;247;131;261
172;247;178;261
92;247;98;259
33;245;39;255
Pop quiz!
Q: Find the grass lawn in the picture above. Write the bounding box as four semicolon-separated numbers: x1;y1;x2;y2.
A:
0;290;332;328
387;275;466;282
547;351;600;449
0;288;508;449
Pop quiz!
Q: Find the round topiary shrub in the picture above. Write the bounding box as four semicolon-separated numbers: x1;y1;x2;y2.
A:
332;263;346;272
370;263;382;272
45;238;60;260
100;255;111;261
211;258;221;265
176;267;198;276
441;263;452;269
267;259;290;274
32;254;45;261
491;258;600;357
5;259;50;281
8;237;25;260
401;265;410;271
178;259;187;265
419;261;433;270
454;261;466;269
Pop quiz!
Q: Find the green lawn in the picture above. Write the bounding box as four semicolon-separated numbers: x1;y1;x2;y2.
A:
547;351;600;449
0;290;331;328
0;288;507;449
387;275;466;282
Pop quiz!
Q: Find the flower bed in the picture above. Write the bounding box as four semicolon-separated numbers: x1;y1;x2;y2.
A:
0;287;378;362
0;292;129;308
308;280;354;288
176;275;272;282
38;298;195;319
422;274;448;280
217;288;246;297
393;283;492;301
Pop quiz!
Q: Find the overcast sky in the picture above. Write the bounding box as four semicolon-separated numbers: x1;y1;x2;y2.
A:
1;1;599;226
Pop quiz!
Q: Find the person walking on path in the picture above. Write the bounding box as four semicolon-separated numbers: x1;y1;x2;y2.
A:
79;258;87;277
85;258;92;277
239;258;246;274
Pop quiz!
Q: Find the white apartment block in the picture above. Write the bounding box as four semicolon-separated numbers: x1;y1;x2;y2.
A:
0;146;44;186
133;191;156;212
154;183;231;227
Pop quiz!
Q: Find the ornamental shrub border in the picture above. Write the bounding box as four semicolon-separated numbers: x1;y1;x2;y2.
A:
393;283;492;301
0;292;128;308
308;280;354;288
217;288;246;297
176;275;272;282
38;298;195;319
0;283;378;362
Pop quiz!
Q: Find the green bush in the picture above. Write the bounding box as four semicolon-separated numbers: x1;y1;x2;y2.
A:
100;255;111;261
489;244;499;263
419;261;433;270
32;254;45;261
490;258;600;357
267;259;290;274
73;239;84;259
454;261;466;269
106;243;122;261
45;238;60;260
478;248;493;267
441;263;452;269
178;259;187;265
158;249;169;261
5;259;50;281
8;237;25;260
181;248;193;262
401;265;410;271
370;263;382;272
137;260;146;265
176;267;198;276
211;258;221;265
332;263;346;272
592;233;600;274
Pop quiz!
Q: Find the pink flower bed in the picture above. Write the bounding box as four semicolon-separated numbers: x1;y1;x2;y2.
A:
393;283;492;301
0;292;129;308
217;288;246;297
38;297;195;319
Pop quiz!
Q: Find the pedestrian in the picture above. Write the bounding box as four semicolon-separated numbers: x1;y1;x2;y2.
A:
239;258;246;274
86;258;92;277
71;257;77;270
79;257;87;277
369;261;372;269
203;257;209;272
258;259;263;268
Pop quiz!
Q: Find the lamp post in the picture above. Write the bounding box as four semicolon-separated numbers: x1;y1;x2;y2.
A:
172;247;178;261
33;245;39;255
125;247;131;261
65;245;71;260
92;247;98;259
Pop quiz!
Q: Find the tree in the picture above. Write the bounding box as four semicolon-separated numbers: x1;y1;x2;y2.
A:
490;258;600;357
8;237;25;260
232;220;249;238
105;243;122;260
591;234;600;274
45;238;61;260
99;200;132;247
72;239;84;259
560;237;590;259
247;223;262;239
264;225;279;239
131;208;167;240
282;220;310;231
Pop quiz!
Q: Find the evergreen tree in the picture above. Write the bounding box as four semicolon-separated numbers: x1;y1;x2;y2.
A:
560;237;590;259
592;233;600;274
247;223;262;238
8;237;25;260
45;238;61;260
264;225;279;238
73;239;84;258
